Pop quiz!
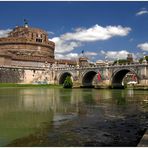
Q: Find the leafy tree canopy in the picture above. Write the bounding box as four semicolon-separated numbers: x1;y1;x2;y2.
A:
63;76;73;88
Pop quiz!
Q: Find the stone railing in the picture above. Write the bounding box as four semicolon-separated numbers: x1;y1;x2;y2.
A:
54;62;148;71
0;62;147;71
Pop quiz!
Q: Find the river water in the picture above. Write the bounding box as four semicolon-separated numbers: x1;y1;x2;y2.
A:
0;87;147;146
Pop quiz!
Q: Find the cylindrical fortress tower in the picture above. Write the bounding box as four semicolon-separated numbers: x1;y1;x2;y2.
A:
0;24;55;65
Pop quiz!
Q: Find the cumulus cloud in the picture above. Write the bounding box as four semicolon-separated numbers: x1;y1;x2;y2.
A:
47;31;54;36
100;50;130;60
50;24;131;53
55;53;79;60
136;8;148;16
60;25;131;42
51;37;81;53
55;51;97;60
85;51;97;56
137;42;148;51
82;51;98;61
0;29;12;37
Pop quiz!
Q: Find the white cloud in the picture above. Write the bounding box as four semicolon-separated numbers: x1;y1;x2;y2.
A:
136;10;148;16
100;50;106;54
84;51;98;61
60;25;131;42
85;51;97;56
55;51;97;60
50;24;131;53
137;42;148;51
55;53;79;60
135;52;145;59
101;50;130;60
0;29;12;37
51;37;81;53
47;31;54;35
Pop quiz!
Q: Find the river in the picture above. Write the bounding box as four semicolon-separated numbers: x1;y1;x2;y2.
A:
0;87;147;146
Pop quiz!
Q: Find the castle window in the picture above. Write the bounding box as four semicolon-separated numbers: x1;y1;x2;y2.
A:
36;38;42;43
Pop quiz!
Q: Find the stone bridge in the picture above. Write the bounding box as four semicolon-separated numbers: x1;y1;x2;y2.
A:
0;62;148;88
55;63;148;88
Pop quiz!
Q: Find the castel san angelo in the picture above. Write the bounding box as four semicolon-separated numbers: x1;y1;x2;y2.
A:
0;22;55;66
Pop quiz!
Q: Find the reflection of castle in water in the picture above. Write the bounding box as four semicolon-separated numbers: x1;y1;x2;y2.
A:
18;88;85;113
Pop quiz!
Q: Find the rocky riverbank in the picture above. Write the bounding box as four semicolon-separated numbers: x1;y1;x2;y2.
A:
7;106;148;147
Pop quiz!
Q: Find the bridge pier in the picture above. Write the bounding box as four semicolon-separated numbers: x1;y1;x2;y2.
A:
139;80;148;85
94;80;111;89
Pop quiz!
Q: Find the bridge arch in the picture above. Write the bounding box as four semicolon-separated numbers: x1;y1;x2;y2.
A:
81;70;97;87
111;68;139;88
58;72;73;84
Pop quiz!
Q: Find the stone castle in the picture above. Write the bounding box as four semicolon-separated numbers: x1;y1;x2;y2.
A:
0;23;78;68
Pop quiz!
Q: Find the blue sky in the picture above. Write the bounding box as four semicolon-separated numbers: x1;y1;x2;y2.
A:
0;1;148;61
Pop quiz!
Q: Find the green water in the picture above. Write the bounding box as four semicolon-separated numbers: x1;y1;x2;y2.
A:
0;87;147;146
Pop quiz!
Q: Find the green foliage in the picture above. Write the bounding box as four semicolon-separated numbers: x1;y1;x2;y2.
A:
146;56;148;61
139;56;148;63
139;58;143;64
113;59;128;65
63;76;73;88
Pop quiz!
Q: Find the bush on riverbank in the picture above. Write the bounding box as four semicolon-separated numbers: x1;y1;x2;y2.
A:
63;76;73;88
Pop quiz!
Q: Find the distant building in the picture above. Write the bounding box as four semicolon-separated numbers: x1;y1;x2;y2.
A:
79;56;89;67
56;59;77;67
96;60;106;66
127;54;133;63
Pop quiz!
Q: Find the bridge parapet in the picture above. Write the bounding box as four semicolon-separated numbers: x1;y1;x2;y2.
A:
55;62;148;88
55;63;148;71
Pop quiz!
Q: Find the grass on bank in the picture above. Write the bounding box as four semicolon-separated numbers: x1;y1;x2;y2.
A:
0;83;63;88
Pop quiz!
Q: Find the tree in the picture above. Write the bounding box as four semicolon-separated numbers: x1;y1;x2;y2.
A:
139;56;148;63
63;76;73;88
113;59;127;65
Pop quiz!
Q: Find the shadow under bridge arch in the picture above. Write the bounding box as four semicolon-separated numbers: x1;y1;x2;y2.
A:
112;68;139;89
58;72;73;84
82;71;97;88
